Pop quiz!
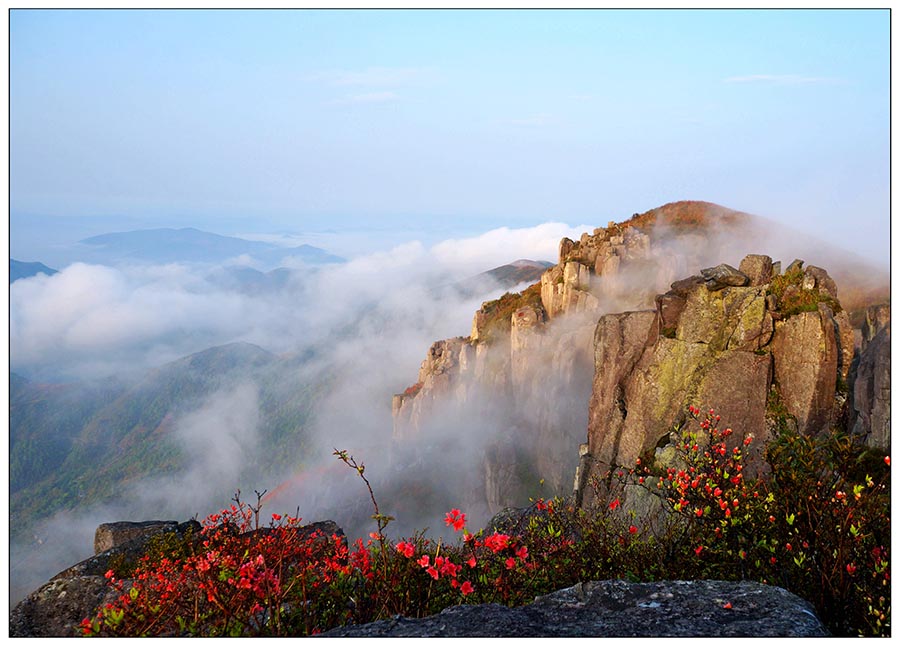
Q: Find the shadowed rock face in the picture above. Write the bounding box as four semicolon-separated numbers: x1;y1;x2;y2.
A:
852;307;891;450
320;579;829;637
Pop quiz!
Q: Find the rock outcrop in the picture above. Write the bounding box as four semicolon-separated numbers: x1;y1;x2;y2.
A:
578;255;853;504
392;201;888;518
851;304;891;450
11;520;199;638
321;579;829;637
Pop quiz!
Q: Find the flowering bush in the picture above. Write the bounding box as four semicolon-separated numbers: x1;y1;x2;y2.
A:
83;411;889;637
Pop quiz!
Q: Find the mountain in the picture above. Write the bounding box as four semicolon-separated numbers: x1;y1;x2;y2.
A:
451;260;554;297
77;227;343;267
10;259;58;282
392;200;891;515
10;342;325;534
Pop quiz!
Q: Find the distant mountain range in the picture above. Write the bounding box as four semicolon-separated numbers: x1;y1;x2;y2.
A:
442;259;554;298
77;227;344;266
10;259;58;283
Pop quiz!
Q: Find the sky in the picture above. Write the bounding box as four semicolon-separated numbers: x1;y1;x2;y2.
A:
9;8;891;265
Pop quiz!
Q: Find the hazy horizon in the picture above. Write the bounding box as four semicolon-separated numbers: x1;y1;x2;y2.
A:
10;9;890;266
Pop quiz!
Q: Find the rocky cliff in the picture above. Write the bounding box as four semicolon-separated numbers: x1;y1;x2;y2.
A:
392;201;890;515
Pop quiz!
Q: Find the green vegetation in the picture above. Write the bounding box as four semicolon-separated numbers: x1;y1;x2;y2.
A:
476;282;543;344
84;409;890;637
767;265;842;317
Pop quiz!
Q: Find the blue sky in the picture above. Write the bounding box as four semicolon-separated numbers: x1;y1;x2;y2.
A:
10;9;890;264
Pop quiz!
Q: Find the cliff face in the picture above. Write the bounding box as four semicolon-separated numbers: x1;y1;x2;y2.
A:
392;203;752;512
392;202;890;515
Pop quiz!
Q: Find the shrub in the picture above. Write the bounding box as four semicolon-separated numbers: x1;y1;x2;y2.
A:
84;413;889;637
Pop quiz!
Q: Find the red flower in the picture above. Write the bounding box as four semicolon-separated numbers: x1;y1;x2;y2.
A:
484;532;510;553
846;563;857;575
885;456;891;467
417;555;430;568
609;498;620;511
694;545;703;556
426;566;439;580
396;541;415;558
444;509;467;532
723;602;732;610
104;569;115;580
460;580;474;596
271;513;281;521
516;546;529;560
695;508;704;518
505;557;516;570
467;556;477;568
629;525;638;534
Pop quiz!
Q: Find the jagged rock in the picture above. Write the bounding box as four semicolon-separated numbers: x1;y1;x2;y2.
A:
700;264;749;291
862;303;891;352
784;258;804;274
94;520;180;554
770;304;838;435
320;580;829;637
10;576;120;638
559;237;576;263
851;322;890;450
738;254;774;286
669;275;704;297
655;292;686;335
802;265;838;300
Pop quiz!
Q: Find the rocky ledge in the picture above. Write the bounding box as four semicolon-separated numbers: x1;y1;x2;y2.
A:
321;579;829;637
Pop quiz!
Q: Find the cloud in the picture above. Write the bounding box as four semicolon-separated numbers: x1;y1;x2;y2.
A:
431;222;592;274
723;74;841;85
9;223;596;381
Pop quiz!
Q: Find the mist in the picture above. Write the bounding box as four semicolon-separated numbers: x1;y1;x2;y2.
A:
9;212;889;607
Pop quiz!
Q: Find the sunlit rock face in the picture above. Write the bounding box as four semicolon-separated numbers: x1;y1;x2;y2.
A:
392;201;889;516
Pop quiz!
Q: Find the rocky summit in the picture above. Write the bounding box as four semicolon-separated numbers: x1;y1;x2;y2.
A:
392;202;890;516
321;579;829;637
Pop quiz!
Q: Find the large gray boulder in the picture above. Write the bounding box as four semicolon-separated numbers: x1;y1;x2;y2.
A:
320;580;829;637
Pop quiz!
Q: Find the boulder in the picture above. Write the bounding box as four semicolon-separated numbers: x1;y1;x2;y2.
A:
700;264;749;291
94;520;180;554
803;265;838;300
320;580;828;637
738;254;774;287
10;576;119;638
